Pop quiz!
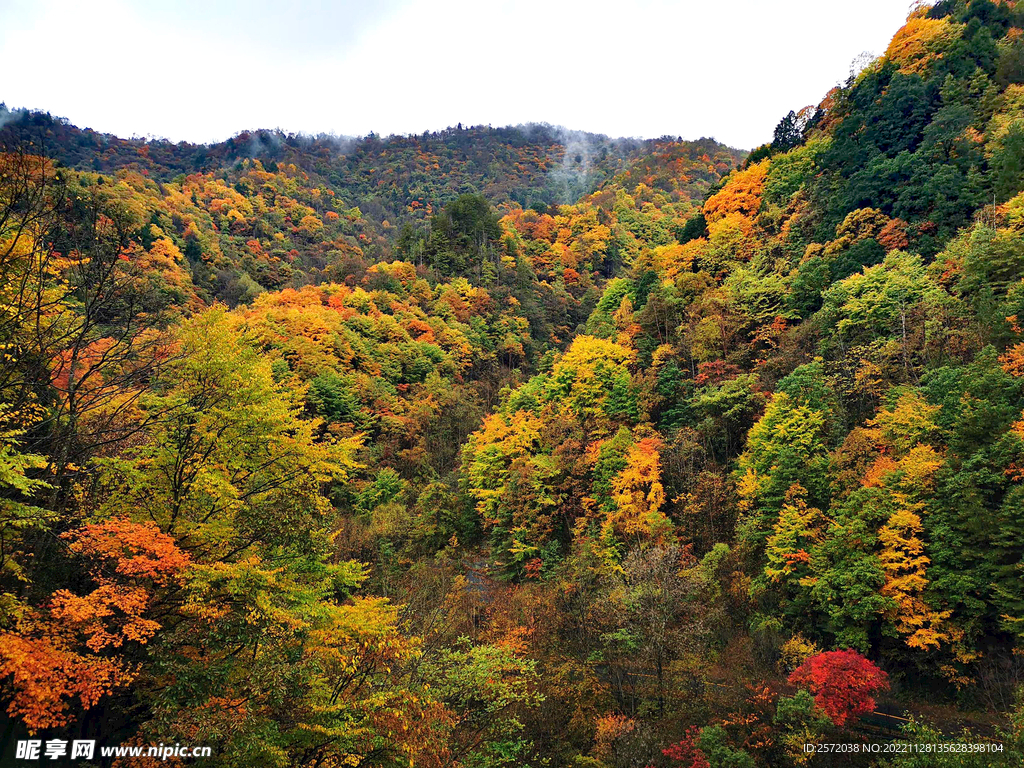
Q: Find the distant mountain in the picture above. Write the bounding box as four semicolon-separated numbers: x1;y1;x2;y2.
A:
0;106;744;309
0;107;744;221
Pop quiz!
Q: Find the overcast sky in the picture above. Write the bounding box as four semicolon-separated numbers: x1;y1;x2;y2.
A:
1;0;914;150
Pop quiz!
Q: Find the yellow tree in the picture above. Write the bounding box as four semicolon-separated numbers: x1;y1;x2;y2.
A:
603;436;672;546
765;483;827;588
878;505;950;650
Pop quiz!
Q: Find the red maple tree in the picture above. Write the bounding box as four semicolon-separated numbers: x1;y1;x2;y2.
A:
788;649;889;726
661;727;710;768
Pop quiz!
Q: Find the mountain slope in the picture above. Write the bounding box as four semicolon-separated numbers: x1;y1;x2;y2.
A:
1;1;1024;766
0;108;743;312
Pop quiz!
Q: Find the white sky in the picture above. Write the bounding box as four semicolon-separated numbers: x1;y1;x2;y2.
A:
1;0;915;150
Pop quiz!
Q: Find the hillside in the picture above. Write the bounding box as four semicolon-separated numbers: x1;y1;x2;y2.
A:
0;108;742;315
1;1;1024;767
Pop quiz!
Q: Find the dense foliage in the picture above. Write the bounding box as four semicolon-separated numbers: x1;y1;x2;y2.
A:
2;1;1024;766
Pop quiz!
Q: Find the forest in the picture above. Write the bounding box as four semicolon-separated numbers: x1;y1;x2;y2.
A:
1;0;1024;765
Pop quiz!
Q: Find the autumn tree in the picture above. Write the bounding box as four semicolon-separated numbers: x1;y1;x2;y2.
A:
789;650;889;726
